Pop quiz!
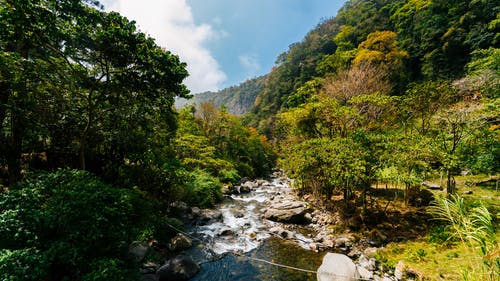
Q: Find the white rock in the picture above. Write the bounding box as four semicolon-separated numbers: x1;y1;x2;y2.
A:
317;253;360;281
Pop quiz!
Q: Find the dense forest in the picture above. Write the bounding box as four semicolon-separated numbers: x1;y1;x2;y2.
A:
0;0;499;280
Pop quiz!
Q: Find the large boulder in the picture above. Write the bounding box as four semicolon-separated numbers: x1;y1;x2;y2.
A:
129;241;150;262
264;201;309;224
170;233;193;252
157;255;200;281
317;253;360;281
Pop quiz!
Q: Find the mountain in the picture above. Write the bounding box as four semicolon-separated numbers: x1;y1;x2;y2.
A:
244;0;499;132
176;76;265;115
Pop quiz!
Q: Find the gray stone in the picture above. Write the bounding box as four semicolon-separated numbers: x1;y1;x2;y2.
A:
356;266;374;280
422;181;441;190
394;260;405;280
335;237;354;249
197;209;223;224
317;253;360;281
358;254;377;271
170;233;193;252
157;255;200;281
264;201;309;224
219;227;235;236
129;241;150;262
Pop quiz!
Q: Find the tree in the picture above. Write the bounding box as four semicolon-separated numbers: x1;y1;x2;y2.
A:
0;1;190;186
402;81;456;135
432;103;480;194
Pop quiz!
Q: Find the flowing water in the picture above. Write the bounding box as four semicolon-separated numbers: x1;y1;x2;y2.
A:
185;173;326;280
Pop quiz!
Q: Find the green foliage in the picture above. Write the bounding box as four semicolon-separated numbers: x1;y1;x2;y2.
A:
0;249;48;281
428;195;499;279
184;169;223;208
0;169;147;280
0;0;189;187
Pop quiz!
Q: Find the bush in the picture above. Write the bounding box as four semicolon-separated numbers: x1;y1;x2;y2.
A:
219;168;241;185
0;169;148;280
184;169;223;208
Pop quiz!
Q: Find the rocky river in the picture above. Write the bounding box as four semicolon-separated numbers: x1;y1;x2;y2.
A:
137;170;406;281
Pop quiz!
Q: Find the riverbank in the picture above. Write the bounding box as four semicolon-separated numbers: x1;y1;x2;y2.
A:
135;172;499;280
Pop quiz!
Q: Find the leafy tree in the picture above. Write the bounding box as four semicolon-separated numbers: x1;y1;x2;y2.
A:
0;1;190;195
402;81;456;135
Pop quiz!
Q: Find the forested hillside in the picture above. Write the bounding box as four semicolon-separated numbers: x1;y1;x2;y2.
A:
240;0;499;278
176;76;265;115
245;0;499;133
240;0;499;204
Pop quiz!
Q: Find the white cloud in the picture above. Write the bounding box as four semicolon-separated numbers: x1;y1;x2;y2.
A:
239;54;261;77
103;0;226;93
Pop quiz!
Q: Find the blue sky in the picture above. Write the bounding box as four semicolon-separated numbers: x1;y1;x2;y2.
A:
102;0;346;93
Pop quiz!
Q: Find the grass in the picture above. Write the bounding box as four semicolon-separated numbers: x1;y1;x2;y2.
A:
376;238;489;280
373;174;500;281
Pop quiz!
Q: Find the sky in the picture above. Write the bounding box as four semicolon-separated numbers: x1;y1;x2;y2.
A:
101;0;346;94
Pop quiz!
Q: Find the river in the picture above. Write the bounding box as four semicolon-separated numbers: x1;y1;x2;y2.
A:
183;172;327;281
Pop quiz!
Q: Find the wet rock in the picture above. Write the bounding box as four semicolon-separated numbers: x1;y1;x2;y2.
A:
141;262;159;274
197;209;223;224
264;201;309;224
190;207;201;217
222;184;233;195
317;253;360;281
238;181;258;193
129;241;150;262
309;242;319;252
304;212;313;222
170;233;193;252
157;255;200;281
233;209;245;218
219;227;235;236
255;179;268;186
170;201;190;216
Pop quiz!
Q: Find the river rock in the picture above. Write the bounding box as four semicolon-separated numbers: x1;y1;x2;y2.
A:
358;254;377;271
356;266;374;280
238;181;258;193
394;261;405;280
335;236;354;249
317;253;360;281
196;209;223;224
264;201;309;224
129;241;150;262
219;227;235;236
157;255;200;281
170;233;193;252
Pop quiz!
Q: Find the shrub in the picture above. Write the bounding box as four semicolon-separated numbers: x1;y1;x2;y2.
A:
0;169;148;280
184;169;223;208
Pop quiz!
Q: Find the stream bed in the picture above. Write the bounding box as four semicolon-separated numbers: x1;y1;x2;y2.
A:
184;172;327;280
